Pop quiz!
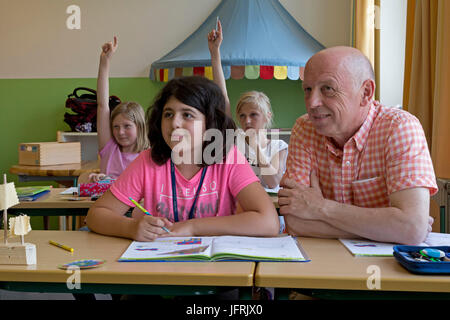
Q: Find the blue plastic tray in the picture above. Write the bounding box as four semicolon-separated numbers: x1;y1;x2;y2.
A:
393;245;450;274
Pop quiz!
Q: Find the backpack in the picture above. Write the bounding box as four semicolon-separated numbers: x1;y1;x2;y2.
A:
64;87;121;132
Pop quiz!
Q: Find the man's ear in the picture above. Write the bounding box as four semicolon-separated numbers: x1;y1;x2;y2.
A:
360;79;376;107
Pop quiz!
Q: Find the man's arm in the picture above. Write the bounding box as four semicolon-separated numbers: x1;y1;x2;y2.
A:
279;173;431;244
284;215;359;239
319;187;430;244
312;114;436;244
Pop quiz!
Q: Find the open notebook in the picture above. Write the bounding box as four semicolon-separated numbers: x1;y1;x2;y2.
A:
118;235;309;262
340;232;450;257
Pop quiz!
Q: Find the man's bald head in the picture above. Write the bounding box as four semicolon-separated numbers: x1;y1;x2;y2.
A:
306;46;375;90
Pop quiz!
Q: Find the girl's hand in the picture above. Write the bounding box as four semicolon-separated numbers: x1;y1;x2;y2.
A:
133;215;173;241
245;130;258;147
100;36;118;61
88;173;106;183
207;19;222;53
245;133;270;168
160;220;194;237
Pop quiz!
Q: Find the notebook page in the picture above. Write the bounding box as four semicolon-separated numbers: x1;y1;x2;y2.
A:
211;236;305;260
423;232;450;246
119;237;214;261
339;233;448;257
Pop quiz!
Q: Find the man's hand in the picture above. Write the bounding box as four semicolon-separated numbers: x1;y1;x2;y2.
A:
427;215;434;235
278;171;325;220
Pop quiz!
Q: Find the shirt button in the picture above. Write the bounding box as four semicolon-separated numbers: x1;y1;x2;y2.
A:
345;161;351;166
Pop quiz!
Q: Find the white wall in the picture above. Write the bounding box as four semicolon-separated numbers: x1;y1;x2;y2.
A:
0;0;351;79
379;0;407;107
281;0;352;47
0;0;220;78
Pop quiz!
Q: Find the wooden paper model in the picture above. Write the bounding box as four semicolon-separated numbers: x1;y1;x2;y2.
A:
0;174;37;265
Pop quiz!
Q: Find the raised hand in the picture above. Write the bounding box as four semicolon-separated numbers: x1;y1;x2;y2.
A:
100;36;118;61
207;19;223;53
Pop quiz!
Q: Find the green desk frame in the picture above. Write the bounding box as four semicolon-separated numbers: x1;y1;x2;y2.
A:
0;282;252;299
273;288;450;300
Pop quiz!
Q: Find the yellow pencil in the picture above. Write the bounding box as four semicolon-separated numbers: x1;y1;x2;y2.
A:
129;197;171;233
49;240;74;253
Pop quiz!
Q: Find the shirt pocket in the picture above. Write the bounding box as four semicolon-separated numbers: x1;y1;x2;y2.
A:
351;176;389;208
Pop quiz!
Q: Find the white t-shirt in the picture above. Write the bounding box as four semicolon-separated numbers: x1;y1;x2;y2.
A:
244;139;288;193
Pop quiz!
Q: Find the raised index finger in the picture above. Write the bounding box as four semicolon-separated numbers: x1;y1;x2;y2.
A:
217;19;223;38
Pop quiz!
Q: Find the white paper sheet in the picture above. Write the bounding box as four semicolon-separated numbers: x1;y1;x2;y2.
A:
339;232;450;256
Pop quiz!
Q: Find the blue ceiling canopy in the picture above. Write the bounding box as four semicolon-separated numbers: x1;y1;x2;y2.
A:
150;0;325;81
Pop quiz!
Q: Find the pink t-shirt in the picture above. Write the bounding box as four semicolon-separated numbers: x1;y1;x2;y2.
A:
99;138;139;179
110;146;259;221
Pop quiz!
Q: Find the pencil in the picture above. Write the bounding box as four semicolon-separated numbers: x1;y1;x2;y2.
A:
49;240;74;253
128;197;171;233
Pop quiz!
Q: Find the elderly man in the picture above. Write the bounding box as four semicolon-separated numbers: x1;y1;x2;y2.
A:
279;46;437;245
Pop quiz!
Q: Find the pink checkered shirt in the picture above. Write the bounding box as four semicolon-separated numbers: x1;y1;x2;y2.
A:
285;101;437;208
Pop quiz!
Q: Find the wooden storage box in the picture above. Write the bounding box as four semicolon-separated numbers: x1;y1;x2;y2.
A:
19;142;81;166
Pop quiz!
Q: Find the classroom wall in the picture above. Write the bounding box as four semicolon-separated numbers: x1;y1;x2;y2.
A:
0;0;351;78
0;0;351;229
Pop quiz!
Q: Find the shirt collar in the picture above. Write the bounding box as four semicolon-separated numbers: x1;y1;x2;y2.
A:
352;100;379;152
324;137;342;157
324;100;380;155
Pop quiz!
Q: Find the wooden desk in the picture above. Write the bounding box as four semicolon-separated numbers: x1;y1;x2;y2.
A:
0;230;254;298
10;160;99;187
256;237;450;299
9;188;93;230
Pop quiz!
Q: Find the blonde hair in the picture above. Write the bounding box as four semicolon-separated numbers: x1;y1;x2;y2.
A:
235;91;273;129
110;101;149;153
